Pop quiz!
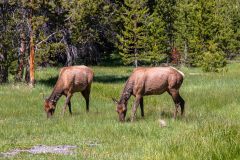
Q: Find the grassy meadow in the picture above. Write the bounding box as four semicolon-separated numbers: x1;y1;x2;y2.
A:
0;63;240;159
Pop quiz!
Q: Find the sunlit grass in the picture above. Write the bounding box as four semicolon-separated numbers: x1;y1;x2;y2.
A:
0;64;240;159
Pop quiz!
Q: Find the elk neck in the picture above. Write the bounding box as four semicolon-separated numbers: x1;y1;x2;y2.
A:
119;79;134;105
47;84;63;103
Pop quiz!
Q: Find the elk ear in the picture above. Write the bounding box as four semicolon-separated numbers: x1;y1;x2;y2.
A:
42;94;49;102
44;97;49;102
112;98;119;104
42;93;47;100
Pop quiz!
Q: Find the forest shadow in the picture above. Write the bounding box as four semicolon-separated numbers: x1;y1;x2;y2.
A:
93;75;128;83
38;76;58;87
37;74;128;87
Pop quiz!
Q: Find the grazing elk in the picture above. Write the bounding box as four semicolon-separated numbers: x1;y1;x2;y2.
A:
44;65;94;118
112;66;185;122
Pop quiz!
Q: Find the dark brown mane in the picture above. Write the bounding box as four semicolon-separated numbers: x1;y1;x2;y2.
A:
119;79;134;105
47;82;63;103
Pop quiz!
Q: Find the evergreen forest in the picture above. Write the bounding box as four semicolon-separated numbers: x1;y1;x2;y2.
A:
0;0;240;84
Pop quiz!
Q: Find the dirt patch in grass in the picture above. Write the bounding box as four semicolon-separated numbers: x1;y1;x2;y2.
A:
0;145;78;158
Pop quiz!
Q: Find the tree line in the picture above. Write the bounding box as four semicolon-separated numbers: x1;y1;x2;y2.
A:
0;0;239;84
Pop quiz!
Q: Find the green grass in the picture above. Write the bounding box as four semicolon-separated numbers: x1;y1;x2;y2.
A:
0;64;240;159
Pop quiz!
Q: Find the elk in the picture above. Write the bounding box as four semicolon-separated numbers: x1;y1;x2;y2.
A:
44;65;94;118
112;66;185;122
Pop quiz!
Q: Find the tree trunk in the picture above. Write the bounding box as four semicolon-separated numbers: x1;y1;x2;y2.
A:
29;32;35;86
134;52;138;67
15;31;26;82
28;0;35;86
25;60;30;83
184;39;188;66
65;44;74;66
134;20;138;68
63;30;74;66
0;60;8;84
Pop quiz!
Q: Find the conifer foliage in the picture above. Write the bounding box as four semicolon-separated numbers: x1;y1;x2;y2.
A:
116;0;149;67
117;0;167;67
0;0;240;83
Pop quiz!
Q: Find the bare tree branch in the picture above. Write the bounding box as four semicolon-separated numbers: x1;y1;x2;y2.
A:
35;30;63;47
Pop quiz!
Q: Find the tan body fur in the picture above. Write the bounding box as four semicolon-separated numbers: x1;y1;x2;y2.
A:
113;66;185;122
57;66;94;94
44;65;94;118
130;67;183;96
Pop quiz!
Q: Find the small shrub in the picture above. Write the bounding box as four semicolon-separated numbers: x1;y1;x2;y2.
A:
201;51;227;72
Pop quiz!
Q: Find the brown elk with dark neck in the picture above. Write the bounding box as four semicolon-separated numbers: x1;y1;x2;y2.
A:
44;65;94;118
112;66;185;122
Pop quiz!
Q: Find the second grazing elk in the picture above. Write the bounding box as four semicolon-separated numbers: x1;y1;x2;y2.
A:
112;66;185;122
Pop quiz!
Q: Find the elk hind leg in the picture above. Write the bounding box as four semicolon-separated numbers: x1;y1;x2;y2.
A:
140;97;144;117
68;100;72;115
179;95;185;116
168;89;182;119
81;86;91;112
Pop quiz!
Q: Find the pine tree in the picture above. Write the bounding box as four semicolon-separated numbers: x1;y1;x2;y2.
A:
0;1;20;83
175;0;232;71
175;0;199;66
61;0;117;65
21;0;67;83
117;0;149;67
218;0;240;58
15;26;26;82
155;0;177;61
144;11;167;65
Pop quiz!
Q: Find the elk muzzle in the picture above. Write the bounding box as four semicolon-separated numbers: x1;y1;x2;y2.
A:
118;110;127;122
46;109;55;118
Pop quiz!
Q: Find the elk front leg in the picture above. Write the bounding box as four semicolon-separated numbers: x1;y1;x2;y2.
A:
174;104;179;119
140;97;144;117
131;96;142;122
63;94;72;116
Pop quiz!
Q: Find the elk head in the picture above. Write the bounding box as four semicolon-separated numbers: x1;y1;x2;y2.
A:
112;98;127;122
44;99;56;118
